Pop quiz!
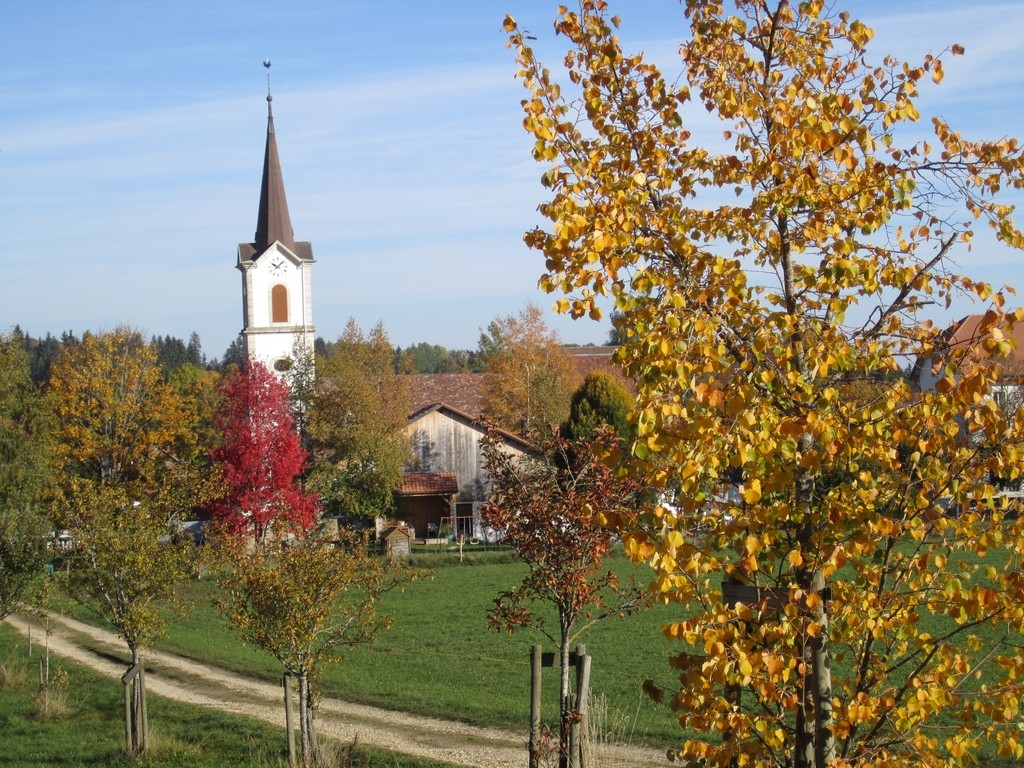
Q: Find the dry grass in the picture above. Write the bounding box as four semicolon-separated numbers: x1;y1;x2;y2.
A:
34;663;71;719
0;646;29;689
583;691;653;767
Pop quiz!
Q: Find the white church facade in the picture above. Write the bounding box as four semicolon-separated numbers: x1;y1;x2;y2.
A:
236;91;315;372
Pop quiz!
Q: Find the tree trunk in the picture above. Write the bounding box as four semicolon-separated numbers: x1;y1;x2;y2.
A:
794;570;834;767
297;670;319;767
298;672;311;767
811;571;835;767
559;630;572;768
122;646;148;756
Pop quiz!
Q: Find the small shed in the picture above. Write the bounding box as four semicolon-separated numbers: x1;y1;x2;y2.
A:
397;471;459;539
381;524;413;559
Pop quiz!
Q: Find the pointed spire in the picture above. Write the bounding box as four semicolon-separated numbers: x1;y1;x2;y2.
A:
253;87;296;255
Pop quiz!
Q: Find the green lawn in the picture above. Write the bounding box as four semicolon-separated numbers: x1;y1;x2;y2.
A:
44;544;1024;765
154;553;684;747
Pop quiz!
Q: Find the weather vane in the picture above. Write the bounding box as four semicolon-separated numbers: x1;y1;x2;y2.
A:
263;60;272;97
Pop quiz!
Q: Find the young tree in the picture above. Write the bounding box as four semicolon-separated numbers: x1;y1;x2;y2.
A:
307;320;409;521
508;3;1024;766
479;304;581;436
208;361;316;544
0;333;53;619
217;530;409;767
481;429;646;765
48;328;204;753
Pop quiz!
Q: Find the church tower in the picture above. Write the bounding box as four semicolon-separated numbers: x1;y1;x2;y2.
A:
237;89;315;373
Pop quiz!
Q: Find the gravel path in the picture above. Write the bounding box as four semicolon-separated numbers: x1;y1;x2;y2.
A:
4;613;669;768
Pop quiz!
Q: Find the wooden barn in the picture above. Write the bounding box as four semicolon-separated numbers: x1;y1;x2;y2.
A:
399;400;530;540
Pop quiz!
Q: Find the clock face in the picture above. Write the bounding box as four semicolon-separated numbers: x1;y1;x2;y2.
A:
269;258;286;276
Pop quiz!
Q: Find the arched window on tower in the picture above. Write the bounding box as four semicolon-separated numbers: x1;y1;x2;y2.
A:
271;284;289;323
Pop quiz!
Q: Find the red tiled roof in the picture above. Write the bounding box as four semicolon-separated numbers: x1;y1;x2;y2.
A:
406;373;484;416
942;314;1024;362
564;346;633;390
404;347;631;418
933;313;1024;375
400;472;459;496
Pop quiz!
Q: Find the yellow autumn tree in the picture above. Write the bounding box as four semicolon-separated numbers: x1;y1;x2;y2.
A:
49;328;210;754
507;2;1024;766
480;303;581;436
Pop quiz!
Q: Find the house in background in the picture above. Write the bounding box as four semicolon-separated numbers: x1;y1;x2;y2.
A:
394;347;626;540
397;375;531;540
913;313;1024;413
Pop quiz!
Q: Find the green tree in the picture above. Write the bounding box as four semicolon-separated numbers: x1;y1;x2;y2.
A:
508;2;1024;766
562;371;634;446
152;334;190;374
0;333;53;619
308;320;409;521
217;530;409;767
48;328;207;754
216;337;248;371
167;363;222;464
606;310;628;346
479;304;581;436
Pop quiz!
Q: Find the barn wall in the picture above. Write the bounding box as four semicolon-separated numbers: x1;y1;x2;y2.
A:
406;409;522;502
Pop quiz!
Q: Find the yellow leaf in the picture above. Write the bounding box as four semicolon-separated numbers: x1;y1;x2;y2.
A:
742;479;762;504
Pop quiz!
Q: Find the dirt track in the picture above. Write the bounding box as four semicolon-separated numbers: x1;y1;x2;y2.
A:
4;613;669;768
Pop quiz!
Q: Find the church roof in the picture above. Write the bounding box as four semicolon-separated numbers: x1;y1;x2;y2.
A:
239;93;313;263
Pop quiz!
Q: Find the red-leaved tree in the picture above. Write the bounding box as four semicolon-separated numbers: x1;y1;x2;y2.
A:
481;428;647;766
209;362;316;544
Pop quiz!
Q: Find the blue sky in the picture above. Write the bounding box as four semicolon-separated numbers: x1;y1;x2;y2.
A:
2;1;1022;360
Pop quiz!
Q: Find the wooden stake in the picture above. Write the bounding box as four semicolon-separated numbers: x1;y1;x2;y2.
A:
123;681;132;752
575;651;592;768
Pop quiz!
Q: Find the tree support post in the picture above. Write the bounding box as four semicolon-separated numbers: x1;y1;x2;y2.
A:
121;661;144;754
139;665;149;753
528;644;593;768
529;645;542;768
573;645;592;768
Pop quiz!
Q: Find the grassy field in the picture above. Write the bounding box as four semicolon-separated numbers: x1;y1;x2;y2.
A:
43;544;1024;765
0;624;453;768
151;551;684;748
